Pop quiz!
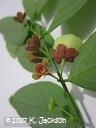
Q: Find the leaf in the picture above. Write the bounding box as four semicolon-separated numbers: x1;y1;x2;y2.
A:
6;45;19;58
69;32;96;90
62;0;96;40
17;45;35;72
10;82;82;128
23;0;48;19
42;0;57;23
0;17;29;46
43;34;54;49
48;0;88;32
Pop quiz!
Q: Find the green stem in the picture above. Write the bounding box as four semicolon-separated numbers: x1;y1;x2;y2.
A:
64;79;69;82
61;59;66;75
60;78;85;128
48;73;59;81
40;32;48;40
62;107;74;120
39;48;48;56
41;39;61;77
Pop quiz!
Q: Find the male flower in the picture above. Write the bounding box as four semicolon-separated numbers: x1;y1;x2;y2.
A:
26;34;40;51
32;59;49;80
51;44;66;64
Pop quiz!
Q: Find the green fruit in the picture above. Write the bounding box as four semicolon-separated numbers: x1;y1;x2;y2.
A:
54;34;82;51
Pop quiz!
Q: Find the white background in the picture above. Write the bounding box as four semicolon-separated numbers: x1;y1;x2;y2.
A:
0;0;96;128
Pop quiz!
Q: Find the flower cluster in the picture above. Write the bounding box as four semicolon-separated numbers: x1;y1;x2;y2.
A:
51;44;78;64
26;34;49;80
25;33;81;80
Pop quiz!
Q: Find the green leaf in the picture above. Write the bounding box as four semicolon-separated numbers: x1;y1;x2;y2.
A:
17;45;35;72
48;0;88;32
69;32;96;90
42;0;57;23
0;17;29;57
23;0;48;19
0;17;28;46
62;0;96;40
6;45;19;58
43;34;54;49
10;82;82;128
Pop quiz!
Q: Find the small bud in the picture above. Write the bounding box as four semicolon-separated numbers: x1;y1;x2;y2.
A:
14;12;26;23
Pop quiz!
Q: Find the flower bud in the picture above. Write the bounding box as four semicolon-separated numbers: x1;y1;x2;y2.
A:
14;12;26;23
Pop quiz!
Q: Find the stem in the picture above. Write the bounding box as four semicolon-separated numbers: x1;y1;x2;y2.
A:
39;48;48;56
61;59;66;75
60;78;85;128
41;39;61;77
64;79;69;82
40;32;48;40
62;107;74;120
48;73;59;81
51;59;61;76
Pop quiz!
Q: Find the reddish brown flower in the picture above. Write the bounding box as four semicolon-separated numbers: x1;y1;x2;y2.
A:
51;44;67;64
14;12;26;23
65;48;78;62
51;49;62;64
26;34;40;51
57;44;67;58
32;59;49;80
32;34;40;47
51;44;78;63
